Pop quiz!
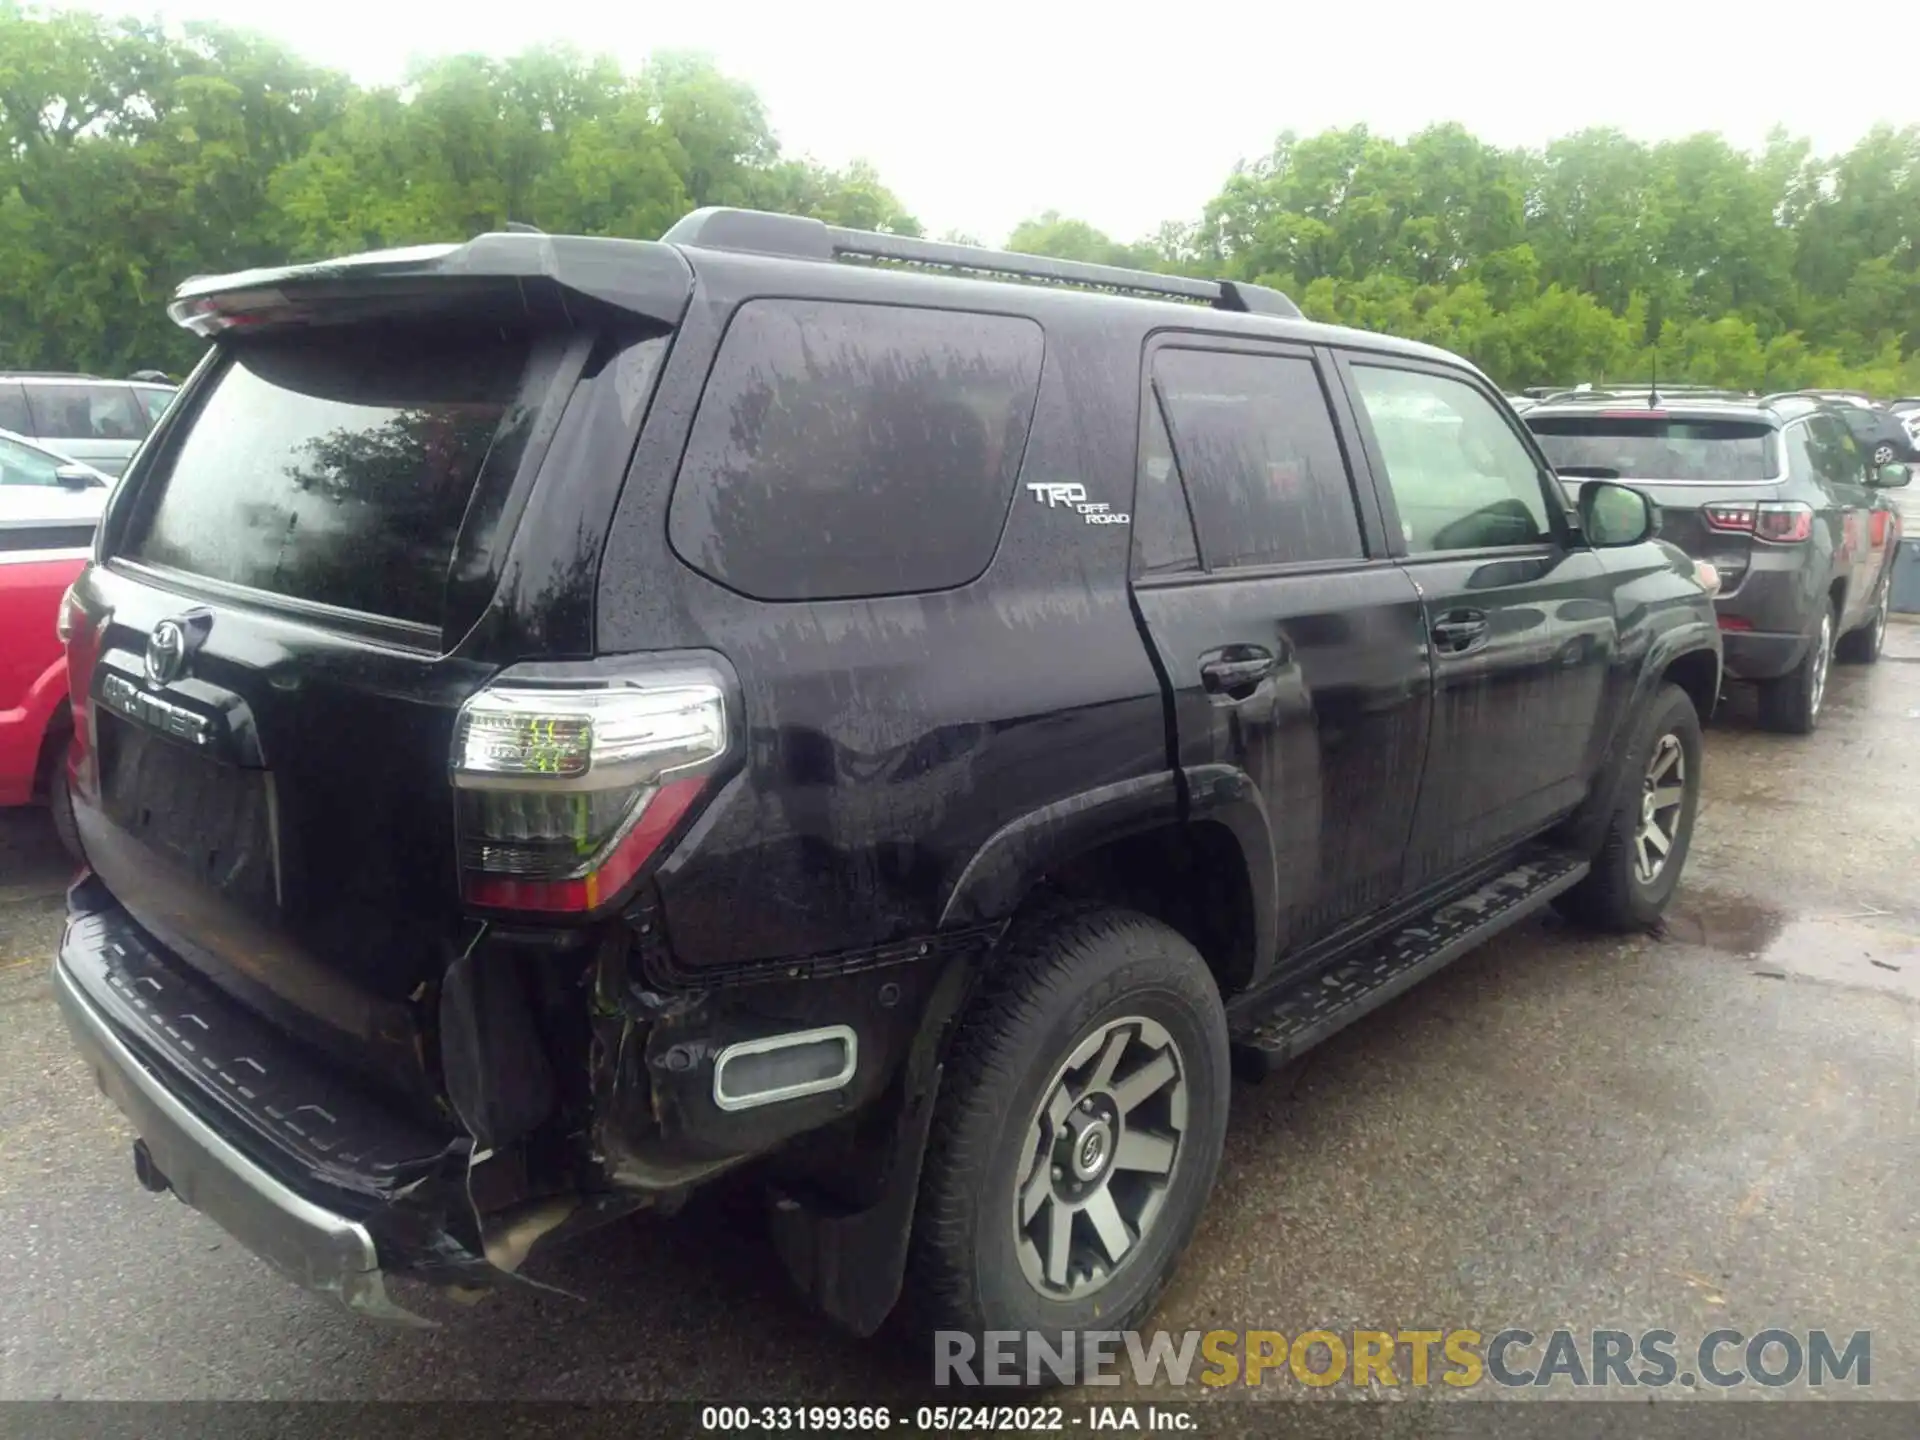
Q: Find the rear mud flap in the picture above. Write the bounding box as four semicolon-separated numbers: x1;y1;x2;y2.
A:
767;1061;941;1337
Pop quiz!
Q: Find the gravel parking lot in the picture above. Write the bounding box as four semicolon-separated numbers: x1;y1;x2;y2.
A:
3;630;1918;1406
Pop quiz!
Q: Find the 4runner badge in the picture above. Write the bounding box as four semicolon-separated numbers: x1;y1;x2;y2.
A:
1026;481;1130;526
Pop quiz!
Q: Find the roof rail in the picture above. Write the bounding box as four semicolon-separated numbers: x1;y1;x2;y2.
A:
660;207;1303;319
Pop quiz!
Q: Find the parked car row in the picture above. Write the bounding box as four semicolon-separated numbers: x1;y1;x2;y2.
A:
0;370;178;478
0;429;111;853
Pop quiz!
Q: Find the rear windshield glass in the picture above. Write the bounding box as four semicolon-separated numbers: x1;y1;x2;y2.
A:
668;299;1044;602
1528;416;1779;482
124;328;535;626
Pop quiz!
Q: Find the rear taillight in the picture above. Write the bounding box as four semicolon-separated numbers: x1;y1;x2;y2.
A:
1754;503;1814;543
451;677;729;914
1702;500;1813;543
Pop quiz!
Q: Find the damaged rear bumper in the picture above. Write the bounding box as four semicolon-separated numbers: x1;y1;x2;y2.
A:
54;883;484;1323
55;956;425;1322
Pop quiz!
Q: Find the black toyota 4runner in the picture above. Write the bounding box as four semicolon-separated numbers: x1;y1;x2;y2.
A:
54;210;1721;1350
1527;391;1908;734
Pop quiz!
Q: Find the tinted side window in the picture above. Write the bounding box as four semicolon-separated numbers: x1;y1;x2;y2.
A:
668;300;1043;602
1152;349;1361;568
1832;407;1878;447
25;383;145;441
0;383;28;434
1783;422;1816;481
135;386;176;424
1352;364;1551;553
1806;414;1864;486
1131;396;1199;577
0;435;61;486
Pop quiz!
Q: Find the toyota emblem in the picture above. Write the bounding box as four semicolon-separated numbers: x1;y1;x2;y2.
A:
145;620;188;687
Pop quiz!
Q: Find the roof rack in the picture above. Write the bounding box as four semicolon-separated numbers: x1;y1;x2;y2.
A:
661;207;1303;319
1534;384;1758;406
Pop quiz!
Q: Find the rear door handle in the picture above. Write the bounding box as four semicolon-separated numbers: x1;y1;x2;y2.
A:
1200;646;1278;698
1431;611;1489;652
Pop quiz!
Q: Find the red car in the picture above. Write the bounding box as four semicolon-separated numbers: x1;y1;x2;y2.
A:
0;430;111;853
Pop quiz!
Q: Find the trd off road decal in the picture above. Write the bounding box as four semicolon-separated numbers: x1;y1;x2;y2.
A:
1026;481;1131;526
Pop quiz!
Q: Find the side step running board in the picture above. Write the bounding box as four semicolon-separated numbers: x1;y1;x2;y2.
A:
1227;847;1589;1079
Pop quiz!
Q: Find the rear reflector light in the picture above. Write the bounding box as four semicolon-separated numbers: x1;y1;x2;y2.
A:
712;1026;858;1111
1702;500;1813;543
1717;614;1753;632
452;678;729;915
55;583;83;644
459;776;707;913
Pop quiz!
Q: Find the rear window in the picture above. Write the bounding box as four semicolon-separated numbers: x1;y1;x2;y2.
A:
668;299;1044;601
0;383;27;435
124;328;536;626
1528;416;1779;482
25;382;147;442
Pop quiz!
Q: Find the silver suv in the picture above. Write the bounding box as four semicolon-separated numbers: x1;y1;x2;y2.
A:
0;373;176;478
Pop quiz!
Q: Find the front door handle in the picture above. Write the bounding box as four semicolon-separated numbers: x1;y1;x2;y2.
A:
1431;611;1489;652
1200;646;1278;698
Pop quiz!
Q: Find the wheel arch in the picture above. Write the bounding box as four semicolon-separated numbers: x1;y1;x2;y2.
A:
1558;626;1719;856
939;767;1277;999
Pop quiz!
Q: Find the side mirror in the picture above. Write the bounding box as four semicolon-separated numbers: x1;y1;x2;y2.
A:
1578;479;1655;547
54;464;101;491
1873;461;1911;488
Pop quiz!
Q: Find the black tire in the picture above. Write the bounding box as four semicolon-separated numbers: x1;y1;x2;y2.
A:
1555;683;1702;932
48;763;80;861
1756;604;1834;735
1834;582;1888;665
902;905;1229;1369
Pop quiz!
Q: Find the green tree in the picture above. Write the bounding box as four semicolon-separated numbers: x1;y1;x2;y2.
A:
1;4;1916;395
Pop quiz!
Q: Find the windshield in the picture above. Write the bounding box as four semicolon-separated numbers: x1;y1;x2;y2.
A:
1528;416;1780;482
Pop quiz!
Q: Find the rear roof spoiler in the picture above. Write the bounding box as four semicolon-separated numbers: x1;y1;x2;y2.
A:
169;234;695;336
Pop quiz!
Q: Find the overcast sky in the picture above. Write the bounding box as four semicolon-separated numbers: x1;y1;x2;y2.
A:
49;0;1920;243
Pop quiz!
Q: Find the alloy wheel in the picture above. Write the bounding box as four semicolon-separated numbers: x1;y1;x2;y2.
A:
1633;734;1687;885
1013;1016;1188;1300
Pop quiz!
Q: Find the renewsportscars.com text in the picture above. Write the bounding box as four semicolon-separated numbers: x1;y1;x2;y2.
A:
934;1327;1872;1389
